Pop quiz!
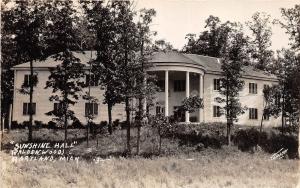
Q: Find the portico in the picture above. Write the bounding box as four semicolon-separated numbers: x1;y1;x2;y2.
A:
162;70;204;123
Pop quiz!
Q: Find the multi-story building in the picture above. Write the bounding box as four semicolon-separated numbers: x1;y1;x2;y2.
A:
11;51;281;127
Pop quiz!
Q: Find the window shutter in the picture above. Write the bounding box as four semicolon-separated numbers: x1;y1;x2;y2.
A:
85;103;88;116
23;103;27;115
86;75;90;86
54;103;58;114
255;84;257;94
94;103;98;115
33;103;36;115
24;75;29;86
255;109;257;119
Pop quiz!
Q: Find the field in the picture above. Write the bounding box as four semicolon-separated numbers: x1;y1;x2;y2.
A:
1;128;299;188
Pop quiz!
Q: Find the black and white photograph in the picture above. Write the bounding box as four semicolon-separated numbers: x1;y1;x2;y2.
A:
1;0;300;187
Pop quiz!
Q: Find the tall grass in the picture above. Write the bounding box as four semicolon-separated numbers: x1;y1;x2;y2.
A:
1;147;299;188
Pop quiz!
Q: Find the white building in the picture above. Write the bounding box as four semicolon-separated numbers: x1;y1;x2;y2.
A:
11;51;281;127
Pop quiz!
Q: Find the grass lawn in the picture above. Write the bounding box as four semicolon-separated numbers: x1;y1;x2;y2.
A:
1;128;299;188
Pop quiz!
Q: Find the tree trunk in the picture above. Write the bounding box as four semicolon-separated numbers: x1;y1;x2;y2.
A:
298;102;300;158
260;113;264;133
281;92;285;134
63;93;68;145
227;120;231;146
260;100;265;133
136;97;143;155
28;60;34;142
125;97;131;154
158;126;162;154
86;120;89;147
108;102;113;135
226;84;231;145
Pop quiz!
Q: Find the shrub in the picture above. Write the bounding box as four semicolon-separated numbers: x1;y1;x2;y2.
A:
11;121;22;129
34;121;43;129
47;121;57;129
112;119;120;130
262;132;298;159
233;128;259;152
72;120;84;129
22;121;29;128
120;121;127;129
172;123;226;149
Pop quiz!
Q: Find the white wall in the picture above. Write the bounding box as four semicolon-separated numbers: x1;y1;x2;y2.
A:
12;69;126;125
203;74;281;127
13;69;281;127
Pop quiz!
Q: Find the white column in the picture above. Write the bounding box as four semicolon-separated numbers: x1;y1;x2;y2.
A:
199;74;204;123
185;71;190;123
165;71;169;117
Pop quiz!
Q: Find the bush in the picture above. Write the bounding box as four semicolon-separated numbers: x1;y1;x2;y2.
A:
233;128;259;152
120;121;127;129
72;120;84;129
47;121;57;129
112;119;120;130
233;128;298;159
22;121;30;128
172;123;227;149
262;132;298;159
11;121;23;129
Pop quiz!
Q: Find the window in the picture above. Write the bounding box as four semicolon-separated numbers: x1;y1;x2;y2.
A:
156;106;164;115
174;80;185;92
23;103;36;115
213;79;221;91
24;74;37;87
213;106;221;117
85;103;98;116
86;74;99;86
249;83;257;94
156;80;165;92
54;103;64;115
249;108;258;119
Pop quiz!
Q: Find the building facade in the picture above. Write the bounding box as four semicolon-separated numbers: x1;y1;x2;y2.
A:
11;51;281;127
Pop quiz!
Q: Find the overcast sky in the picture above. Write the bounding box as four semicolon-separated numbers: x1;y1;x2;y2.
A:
135;0;298;51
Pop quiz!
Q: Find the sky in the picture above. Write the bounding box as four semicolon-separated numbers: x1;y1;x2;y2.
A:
134;0;299;51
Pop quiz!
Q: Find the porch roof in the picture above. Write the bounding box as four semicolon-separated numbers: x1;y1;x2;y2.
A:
151;51;277;80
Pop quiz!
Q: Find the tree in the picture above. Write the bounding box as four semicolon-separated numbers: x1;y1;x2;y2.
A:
45;1;85;143
278;4;300;52
112;1;139;154
82;1;122;135
135;8;157;154
182;16;234;58
272;49;300;131
2;1;47;140
277;4;300;156
246;12;273;70
180;95;204;113
149;113;172;154
153;39;175;52
260;85;282;133
216;27;249;145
